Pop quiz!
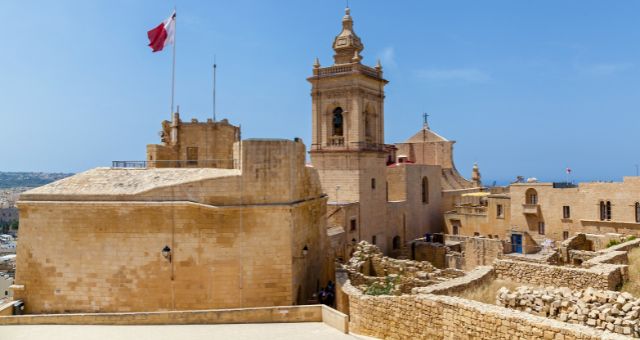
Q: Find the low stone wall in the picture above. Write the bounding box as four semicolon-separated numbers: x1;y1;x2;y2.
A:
497;286;640;337
494;259;625;291
413;266;495;296
0;304;348;333
343;279;626;339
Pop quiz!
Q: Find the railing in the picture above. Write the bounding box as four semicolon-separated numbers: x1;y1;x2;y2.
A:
330;136;344;146
316;63;382;79
311;141;385;152
111;159;236;169
522;204;540;215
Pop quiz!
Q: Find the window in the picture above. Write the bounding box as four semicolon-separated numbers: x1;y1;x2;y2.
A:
525;188;538;204
371;178;376;189
452;224;459;235
635;202;640;223
563;206;571;219
474;232;480;237
421;177;429;204
600;201;612;221
563;231;569;240
538;222;545;235
494;235;499;239
385;181;389;201
350;218;357;231
372;235;377;245
332;107;344;136
496;204;504;218
186;147;198;166
392;236;401;250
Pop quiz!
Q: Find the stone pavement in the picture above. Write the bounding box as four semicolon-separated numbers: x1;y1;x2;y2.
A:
0;322;366;340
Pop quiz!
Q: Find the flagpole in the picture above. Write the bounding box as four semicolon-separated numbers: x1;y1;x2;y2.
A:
170;9;177;116
213;55;217;122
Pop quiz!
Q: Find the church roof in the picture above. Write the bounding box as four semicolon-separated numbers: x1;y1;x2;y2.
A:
403;127;449;143
20;167;240;199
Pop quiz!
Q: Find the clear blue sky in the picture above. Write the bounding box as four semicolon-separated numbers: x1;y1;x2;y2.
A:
2;1;639;183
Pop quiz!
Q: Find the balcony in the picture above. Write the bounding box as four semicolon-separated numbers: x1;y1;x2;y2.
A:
329;136;344;146
522;204;540;216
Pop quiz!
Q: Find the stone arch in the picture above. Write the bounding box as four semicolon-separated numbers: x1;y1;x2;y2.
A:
525;188;538;204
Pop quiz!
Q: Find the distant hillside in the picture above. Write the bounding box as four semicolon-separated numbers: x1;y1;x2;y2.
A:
0;172;73;189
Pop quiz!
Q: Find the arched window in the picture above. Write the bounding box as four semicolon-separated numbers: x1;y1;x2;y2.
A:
332;107;343;136
392;236;401;250
364;111;372;139
421;177;429;204
636;202;640;223
525;188;538;205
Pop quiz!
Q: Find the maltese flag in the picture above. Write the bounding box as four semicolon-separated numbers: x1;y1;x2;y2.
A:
147;11;176;52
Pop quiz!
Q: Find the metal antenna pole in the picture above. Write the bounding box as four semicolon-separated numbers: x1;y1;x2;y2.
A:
213;55;217;122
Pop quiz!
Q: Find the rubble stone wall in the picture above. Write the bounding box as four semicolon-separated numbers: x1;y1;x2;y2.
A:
497;286;640;337
494;259;624;291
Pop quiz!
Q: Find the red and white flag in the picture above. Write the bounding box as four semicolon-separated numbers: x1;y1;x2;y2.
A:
147;11;176;53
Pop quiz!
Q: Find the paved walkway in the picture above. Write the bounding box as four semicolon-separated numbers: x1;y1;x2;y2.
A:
0;322;366;340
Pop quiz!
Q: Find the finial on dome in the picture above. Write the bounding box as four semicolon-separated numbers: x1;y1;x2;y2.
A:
352;49;362;63
314;57;321;68
472;163;482;186
375;59;382;70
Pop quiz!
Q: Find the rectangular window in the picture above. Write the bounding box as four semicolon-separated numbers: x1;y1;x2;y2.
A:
372;235;377;245
371;178;376;189
496;204;504;218
452;225;459;235
563;206;571;219
350;218;357;231
563;231;569;240
473;232;480;237
186;147;198;166
538;222;545;235
636;202;640;223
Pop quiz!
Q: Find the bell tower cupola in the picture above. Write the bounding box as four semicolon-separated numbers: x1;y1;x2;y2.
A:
332;8;364;65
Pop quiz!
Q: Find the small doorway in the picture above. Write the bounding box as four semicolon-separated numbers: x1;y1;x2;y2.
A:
511;234;523;253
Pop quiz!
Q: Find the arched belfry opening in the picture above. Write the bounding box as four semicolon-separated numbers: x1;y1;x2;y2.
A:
333;107;344;136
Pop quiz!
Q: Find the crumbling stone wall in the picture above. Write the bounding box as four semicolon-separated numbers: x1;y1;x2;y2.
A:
494;259;625;291
345;242;465;295
498;286;640;337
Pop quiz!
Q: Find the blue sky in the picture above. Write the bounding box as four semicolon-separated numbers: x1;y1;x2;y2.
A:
2;1;639;183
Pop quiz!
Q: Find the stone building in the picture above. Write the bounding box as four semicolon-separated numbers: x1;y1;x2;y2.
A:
13;121;328;313
310;8;480;260
444;177;640;253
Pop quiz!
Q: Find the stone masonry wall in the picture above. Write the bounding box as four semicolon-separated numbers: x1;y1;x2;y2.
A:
343;279;626;339
494;259;625;291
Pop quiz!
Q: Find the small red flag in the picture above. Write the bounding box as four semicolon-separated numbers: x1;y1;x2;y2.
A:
147;11;176;52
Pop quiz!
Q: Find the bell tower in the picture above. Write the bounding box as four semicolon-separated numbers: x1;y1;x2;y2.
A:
308;7;388;154
308;7;389;248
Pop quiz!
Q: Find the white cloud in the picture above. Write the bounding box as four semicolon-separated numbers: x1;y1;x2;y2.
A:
376;46;397;68
576;63;634;76
416;68;491;83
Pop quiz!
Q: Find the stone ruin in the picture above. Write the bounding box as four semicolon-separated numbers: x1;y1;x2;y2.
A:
344;241;465;295
497;286;640;337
